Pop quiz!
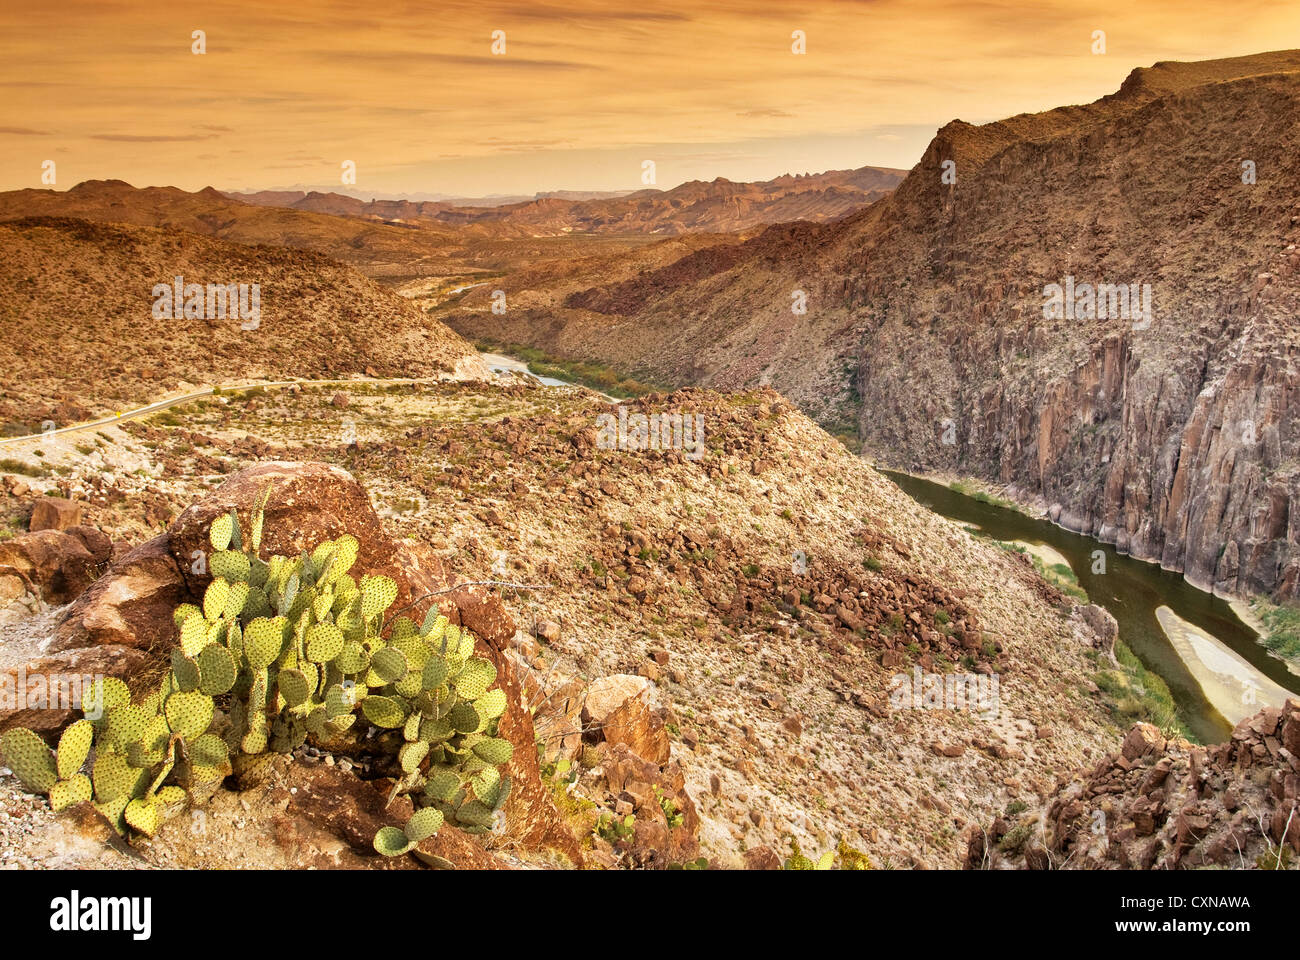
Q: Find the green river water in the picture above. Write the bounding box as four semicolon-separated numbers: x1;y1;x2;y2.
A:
881;470;1300;744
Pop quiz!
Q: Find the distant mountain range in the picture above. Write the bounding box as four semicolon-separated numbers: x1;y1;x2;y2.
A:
221;165;906;236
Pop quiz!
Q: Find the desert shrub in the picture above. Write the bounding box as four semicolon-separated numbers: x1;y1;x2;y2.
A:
0;490;514;856
782;837;835;870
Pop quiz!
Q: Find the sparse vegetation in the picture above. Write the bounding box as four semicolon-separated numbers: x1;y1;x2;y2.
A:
1252;598;1300;662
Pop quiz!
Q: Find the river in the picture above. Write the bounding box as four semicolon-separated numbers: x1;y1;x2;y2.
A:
881;470;1300;743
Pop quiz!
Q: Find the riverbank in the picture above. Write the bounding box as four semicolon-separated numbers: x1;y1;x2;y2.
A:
472;339;669;399
879;468;1300;744
883;465;1300;666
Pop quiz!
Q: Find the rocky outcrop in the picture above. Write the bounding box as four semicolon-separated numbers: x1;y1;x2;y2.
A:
28;497;84;532
969;700;1300;869
0;526;109;606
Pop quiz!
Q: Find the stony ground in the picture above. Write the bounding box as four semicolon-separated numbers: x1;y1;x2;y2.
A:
0;373;1130;869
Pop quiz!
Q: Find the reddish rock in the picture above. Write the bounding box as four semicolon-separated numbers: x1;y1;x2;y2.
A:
53;535;185;652
743;845;782;870
1121;723;1166;761
29;497;83;532
533;619;562;643
0;529;99;604
0;645;154;734
595;679;671;765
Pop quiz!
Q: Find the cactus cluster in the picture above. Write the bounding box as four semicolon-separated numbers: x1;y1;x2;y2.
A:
1;672;220;838
0;489;515;857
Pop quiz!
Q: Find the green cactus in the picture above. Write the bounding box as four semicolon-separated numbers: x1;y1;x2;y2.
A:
91;752;142;803
370;647;408;683
373;825;414;856
404;806;443;842
472;737;513;766
210;549;250;583
360;574;398;622
49;773;93;812
454;658;497;701
164;691;214;742
179;613;209;658
203;577;232;621
244;617;287;670
305;622;344;664
0;728;57;794
209;513;233;551
56;719;94;780
196;643;237;696
5;496;520;849
171;650;201;692
362;695;407;729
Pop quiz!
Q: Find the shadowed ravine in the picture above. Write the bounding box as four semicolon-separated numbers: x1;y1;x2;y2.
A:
881;470;1300;745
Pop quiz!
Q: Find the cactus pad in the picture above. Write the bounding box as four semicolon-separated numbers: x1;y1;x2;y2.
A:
124;798;160;837
373;825;414;856
202;577;232;621
362;696;408;729
171;650;201;692
209;513;233;551
50;773;93;812
474;688;507;720
305;623;344;664
404;806;444;843
370;647;408;683
454;658;497;701
210;549;250;584
472;737;513;766
360;575;398;621
1;728;57;794
54;720;94;780
91;752;140;803
277;669;310;708
244;617;287;670
178;613;209;658
165;691;215;741
197;643;237;696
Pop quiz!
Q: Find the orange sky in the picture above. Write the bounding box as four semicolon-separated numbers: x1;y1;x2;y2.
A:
2;0;1298;197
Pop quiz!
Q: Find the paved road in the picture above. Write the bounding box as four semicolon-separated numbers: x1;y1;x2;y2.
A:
0;377;435;447
0;354;608;448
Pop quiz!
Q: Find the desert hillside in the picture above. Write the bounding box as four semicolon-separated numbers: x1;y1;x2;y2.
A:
0;217;485;427
446;51;1300;601
0;376;1130;869
0;180;472;277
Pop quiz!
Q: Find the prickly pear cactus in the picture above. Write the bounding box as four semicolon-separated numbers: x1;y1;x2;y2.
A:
0;486;518;858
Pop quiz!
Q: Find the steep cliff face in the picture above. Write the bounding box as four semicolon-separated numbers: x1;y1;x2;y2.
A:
840;54;1300;600
499;51;1300;600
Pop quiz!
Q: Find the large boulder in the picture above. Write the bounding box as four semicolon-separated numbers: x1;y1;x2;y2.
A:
0;529;99;605
0;645;155;735
582;674;671;765
43;460;581;866
29;497;84;532
53;535;184;652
